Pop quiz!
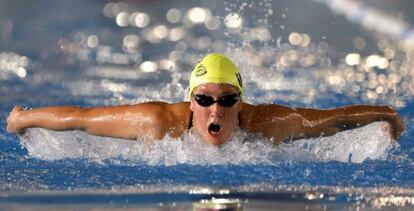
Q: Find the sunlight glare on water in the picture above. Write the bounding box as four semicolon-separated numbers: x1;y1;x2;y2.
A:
74;0;414;109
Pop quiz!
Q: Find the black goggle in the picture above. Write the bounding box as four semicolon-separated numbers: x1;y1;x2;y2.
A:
193;93;241;107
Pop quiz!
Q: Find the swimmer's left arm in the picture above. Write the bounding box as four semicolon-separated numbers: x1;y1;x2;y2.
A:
240;104;404;144
293;105;404;141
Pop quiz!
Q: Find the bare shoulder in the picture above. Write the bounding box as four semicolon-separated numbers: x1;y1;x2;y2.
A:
240;103;294;121
163;102;191;138
164;102;192;123
240;103;296;142
130;102;191;138
130;101;190;115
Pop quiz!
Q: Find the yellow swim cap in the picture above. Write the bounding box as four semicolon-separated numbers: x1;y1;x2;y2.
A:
189;53;243;98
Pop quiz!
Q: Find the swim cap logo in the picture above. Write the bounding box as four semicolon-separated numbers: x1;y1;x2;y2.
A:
235;72;242;87
195;64;207;77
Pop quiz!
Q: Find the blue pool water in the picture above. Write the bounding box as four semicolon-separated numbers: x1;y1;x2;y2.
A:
1;0;414;209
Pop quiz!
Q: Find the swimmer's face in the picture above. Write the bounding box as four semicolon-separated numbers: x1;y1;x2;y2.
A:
190;83;242;146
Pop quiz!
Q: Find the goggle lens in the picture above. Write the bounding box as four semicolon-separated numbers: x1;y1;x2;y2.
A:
193;94;240;107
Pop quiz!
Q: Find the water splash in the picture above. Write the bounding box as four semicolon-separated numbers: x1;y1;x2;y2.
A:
280;121;396;163
20;122;394;165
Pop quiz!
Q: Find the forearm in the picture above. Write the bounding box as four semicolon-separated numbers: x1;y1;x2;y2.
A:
7;103;178;141
334;105;395;127
10;106;84;132
6;105;136;138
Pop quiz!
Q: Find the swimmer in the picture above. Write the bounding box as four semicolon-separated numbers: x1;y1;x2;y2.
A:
6;53;404;146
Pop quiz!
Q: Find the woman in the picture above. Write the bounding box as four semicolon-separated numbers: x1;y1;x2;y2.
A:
7;54;404;146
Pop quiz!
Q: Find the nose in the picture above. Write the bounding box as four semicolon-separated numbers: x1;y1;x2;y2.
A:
209;102;224;118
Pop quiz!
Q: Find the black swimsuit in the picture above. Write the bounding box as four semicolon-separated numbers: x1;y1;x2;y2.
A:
188;112;193;130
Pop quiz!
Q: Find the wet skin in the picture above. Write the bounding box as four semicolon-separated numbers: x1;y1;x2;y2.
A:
7;84;404;145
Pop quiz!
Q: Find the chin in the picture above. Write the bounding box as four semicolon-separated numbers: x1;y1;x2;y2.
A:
204;137;226;146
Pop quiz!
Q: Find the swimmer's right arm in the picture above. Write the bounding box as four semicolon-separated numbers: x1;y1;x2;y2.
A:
6;102;191;140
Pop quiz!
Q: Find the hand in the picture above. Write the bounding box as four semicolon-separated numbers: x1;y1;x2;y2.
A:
390;114;405;141
381;122;395;144
6;106;25;134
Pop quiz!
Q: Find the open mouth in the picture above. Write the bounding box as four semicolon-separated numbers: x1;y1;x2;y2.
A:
208;123;221;135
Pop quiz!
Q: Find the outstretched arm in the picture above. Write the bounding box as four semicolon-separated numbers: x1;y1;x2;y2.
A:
6;102;191;140
240;103;404;144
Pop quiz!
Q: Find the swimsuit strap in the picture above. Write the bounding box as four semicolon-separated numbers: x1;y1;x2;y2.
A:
188;112;193;130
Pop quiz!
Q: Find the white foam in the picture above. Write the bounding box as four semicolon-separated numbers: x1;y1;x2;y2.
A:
279;121;396;163
20;122;395;165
